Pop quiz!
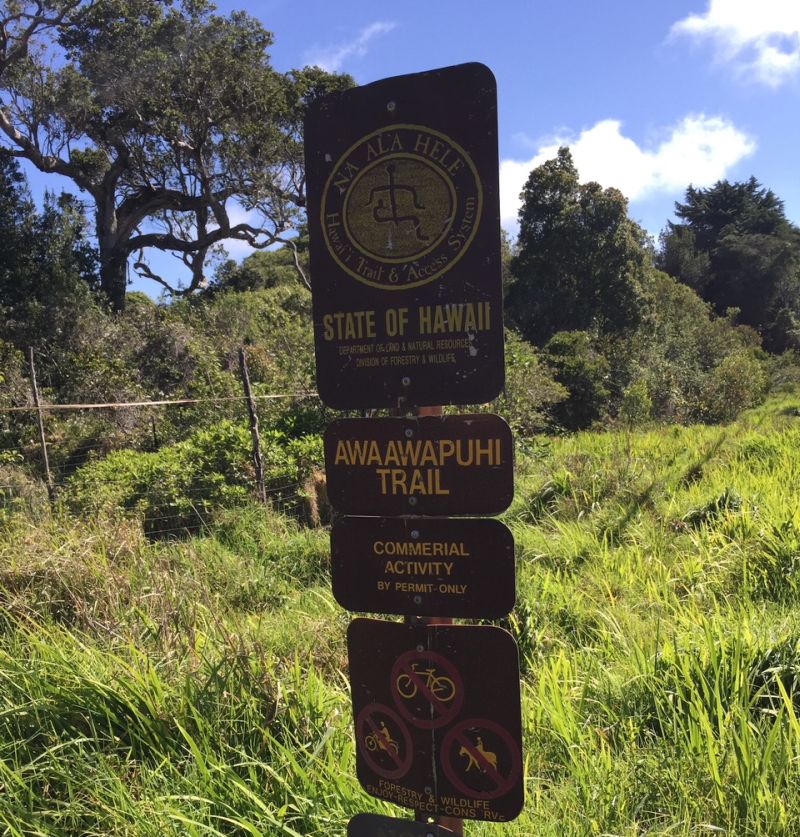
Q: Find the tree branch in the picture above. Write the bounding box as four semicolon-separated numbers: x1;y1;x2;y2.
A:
126;221;282;255
131;256;182;295
277;235;311;291
0;105;99;196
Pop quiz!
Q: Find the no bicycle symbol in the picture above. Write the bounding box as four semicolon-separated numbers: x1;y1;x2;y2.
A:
390;648;464;729
441;718;522;800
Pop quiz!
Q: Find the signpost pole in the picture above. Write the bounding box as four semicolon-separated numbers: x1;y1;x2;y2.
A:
410;405;464;837
409;615;464;835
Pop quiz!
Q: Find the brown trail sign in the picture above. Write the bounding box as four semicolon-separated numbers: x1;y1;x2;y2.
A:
331;516;515;618
304;62;503;409
324;414;513;516
306;61;520;833
348;813;454;835
348;618;524;823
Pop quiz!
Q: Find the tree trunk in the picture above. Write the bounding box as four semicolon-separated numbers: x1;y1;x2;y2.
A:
97;195;128;312
99;249;128;312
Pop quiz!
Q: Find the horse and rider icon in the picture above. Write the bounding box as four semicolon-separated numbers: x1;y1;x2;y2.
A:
458;735;498;773
442;718;522;802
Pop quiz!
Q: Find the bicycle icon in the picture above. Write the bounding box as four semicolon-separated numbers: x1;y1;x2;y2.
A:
391;648;464;730
395;663;457;702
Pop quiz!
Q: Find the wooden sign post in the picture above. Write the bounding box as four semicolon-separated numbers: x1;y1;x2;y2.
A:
305;62;521;834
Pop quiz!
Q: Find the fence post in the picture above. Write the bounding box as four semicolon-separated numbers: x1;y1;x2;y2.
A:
28;347;55;500
238;347;267;504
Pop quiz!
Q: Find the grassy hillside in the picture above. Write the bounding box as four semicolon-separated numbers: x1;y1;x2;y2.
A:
3;391;800;835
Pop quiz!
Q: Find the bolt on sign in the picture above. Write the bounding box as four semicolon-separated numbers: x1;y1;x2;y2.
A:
348;619;524;823
324;414;513;516
304;62;504;409
348;813;454;836
331;516;515;619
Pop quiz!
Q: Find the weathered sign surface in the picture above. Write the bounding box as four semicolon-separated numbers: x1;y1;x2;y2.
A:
324;414;513;516
348;813;453;836
331;516;515;618
304;62;504;409
348;618;524;823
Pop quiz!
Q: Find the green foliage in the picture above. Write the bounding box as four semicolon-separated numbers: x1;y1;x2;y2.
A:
507;147;653;346
620;378;652;425
475;328;566;435
660;178;800;351
544;330;611;430
0;153;98;344
0;464;49;524
5;393;800;832
589;271;768;427
65;420;323;535
0;0;353;308
211;235;310;294
699;351;768;423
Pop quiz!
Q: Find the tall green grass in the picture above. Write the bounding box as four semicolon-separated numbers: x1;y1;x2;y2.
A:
3;392;800;833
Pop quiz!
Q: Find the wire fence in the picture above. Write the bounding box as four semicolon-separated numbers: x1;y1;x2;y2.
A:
0;371;325;539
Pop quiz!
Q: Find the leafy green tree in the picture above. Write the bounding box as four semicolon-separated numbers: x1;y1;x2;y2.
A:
209;230;310;295
659;178;800;350
543;330;611;430
1;151;98;344
506;147;653;346
634;270;765;423
0;149;36;304
0;0;351;310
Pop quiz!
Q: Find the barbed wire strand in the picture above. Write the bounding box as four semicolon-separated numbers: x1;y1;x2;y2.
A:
0;391;319;413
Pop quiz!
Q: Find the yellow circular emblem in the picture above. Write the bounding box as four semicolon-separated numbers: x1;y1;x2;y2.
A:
321;124;482;290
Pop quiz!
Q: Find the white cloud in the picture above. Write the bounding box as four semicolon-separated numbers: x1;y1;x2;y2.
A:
305;22;397;72
671;0;800;86
499;115;756;228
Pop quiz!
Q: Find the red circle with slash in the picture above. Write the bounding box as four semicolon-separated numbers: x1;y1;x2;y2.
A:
390;648;464;730
356;702;413;780
440;718;522;800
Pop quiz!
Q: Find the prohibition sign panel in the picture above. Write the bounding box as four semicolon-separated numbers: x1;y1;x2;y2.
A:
331;516;515;618
304;62;504;409
324;414;514;517
348;618;524;822
348;813;454;836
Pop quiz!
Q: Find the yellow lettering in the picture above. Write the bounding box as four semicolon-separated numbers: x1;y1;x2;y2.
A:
334;440;350;466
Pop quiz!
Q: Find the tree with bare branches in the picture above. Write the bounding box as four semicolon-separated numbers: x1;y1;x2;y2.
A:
0;0;351;310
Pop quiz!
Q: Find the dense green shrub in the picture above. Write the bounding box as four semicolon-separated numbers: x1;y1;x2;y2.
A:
65;421;323;536
619;378;653;425
0;464;49;524
473;329;565;435
544;331;611;430
699;351;768;423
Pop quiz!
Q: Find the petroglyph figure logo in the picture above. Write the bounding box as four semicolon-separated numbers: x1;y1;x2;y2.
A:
367;163;430;242
322;124;482;290
349;158;452;259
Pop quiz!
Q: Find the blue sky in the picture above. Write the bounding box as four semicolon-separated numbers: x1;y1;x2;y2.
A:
17;0;800;293
253;0;798;239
